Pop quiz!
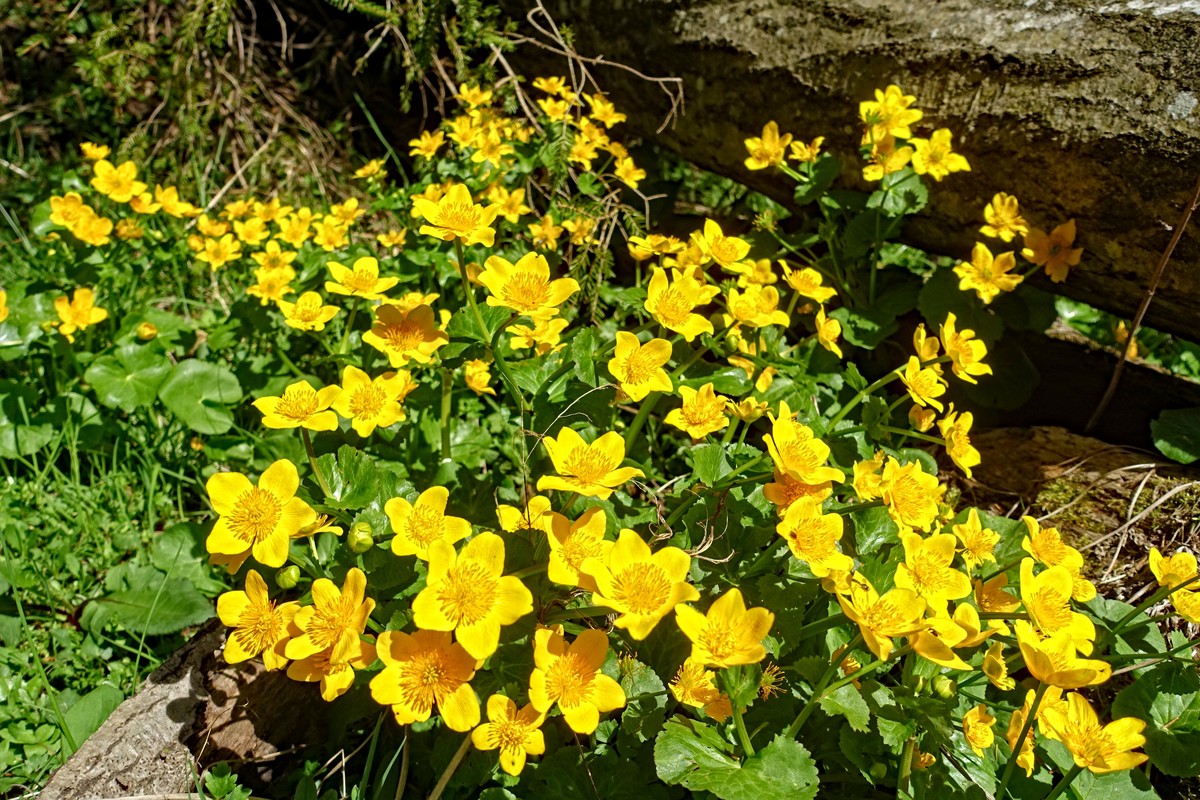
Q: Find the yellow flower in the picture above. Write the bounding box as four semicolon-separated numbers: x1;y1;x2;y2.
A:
586;93;626;127
49;192;88;227
331;366;413;436
961;705;996;756
205;460;318;568
976;575;1021;635
54;287;108;343
496;496;553;533
510;317;569;355
725;285;789;328
763;470;833;514
377;228;407;249
669;658;729;720
325;256;399;300
568;138;599;171
412;182;499;247
1149;546;1198;588
408;130;446;159
538;96;572;121
285;567;375;666
279;291;340;331
900;356;947;412
675;588;774;668
354;158;386;179
860;85;923;140
247;274;292;308
68;208;114;246
0;290;8;324
129;192;161;215
217;569;299;670
562;216;598;246
485;185;532;224
311;218;350;251
1022;220;1083;283
665;384;730;440
614;157;647;189
628;234;685;262
472;695;546;775
533;76;569;94
862;135;914;182
529;626;627;734
608;332;673;401
252;380;340;431
940;312;992;384
937;405;981;478
254;198;293;223
982;642;1016;690
220;199;253;220
251;240;297;271
1006;690;1040;777
370;629;480;730
789;136;825;163
744;121;793;170
328;198;364;225
287;636;376;702
727;258;778;288
693;219;751;269
581;528;699;640
952;508;997;571
1043;693;1148;774
528;214;564;251
362;303;449;367
880;457;940;533
196;234;243;270
851;451;885;502
536;428;645;500
981;192;1028;242
894;533;972;614
815;307;843;358
80;142;110;160
1015;621;1110;688
154;185;200;218
953;242;1022;305
726;397;769;423
763;401;844;485
276;213;313;247
836;574;927;660
1019;560;1096;652
456;82;493;107
90;159;147;203
644;266;719;342
909;129;970;181
412;533;533;659
1021;518;1095;601
777;494;854;575
545;507;611;592
477;252;579;320
464;358;496;396
385;486;472;561
234;217;270;246
1170;588;1200;623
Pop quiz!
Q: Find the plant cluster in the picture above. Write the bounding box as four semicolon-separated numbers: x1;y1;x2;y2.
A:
9;75;1200;800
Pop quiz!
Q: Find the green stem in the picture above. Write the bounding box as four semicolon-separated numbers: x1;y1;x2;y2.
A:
1042;765;1084;800
544;605;614;623
897;735;917;796
426;734;473;800
879;425;946;446
831;499;883;515
827;368;903;428
454;240;490;341
339;303;359;355
624;392;662;451
786;634;864;738
996;682;1048;800
732;701;756;756
1110;575;1200;637
439;369;453;461
301;428;333;497
510;562;548;580
721;419;740;444
672;344;711;380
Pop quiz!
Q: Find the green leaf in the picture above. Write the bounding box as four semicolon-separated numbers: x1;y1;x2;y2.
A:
63;685;124;749
851;506;897;557
917;269;1004;345
570;328;599;386
85;343;173;413
1113;663;1200;776
655;721;819;800
819;683;871;732
868;168;928;216
91;578;214;635
317;445;380;510
158;360;243;434
1152;407;1200;464
1042;740;1159;799
445;305;511;343
0;379;56;457
793;155;840;205
619;657;668;746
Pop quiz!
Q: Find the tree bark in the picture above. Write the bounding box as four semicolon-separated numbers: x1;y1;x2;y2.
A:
509;0;1200;341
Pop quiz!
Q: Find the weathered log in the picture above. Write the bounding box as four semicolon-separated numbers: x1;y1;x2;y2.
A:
508;0;1200;341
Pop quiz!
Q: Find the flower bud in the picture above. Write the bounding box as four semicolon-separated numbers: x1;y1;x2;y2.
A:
136;321;158;341
275;565;301;589
869;763;888;782
348;521;375;553
932;675;957;699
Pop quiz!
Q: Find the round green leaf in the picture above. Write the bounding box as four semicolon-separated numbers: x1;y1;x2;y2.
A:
158;359;243;434
85;344;173;413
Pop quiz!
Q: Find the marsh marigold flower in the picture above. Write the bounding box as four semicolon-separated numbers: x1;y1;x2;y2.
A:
815;307;843;358
477;252;579;320
1015;622;1110;689
954;242;1022;304
362;303;449;366
496;496;553;534
252;380;340;431
91;159;147;203
409;130;446;159
464;359;496;396
312;218;350;251
909;129;970;181
940;313;992;384
385;486;472;561
354;158;386;179
247;266;295;305
529;626;627;734
80;142;110;160
197;234;243;270
1019;560;1096;652
218;569;298;670
49;193;87;227
1022;220;1083;283
608;332;673;401
894;532;972;614
982;641;1016;690
510;317;569;355
615;157;647;190
325;256;399;300
837;574;927;660
880;457;940;533
412;533;533;660
413;182;499;247
981;192;1028;242
675;588;774;668
789;136;825;163
332;366;414;436
581;528;699;640
546;507;612;592
952;508;998;571
54;287;108;343
764;401;844;486
279;291;339;331
1043;693;1148;774
536;428;645;500
693;219;751;270
1149;546;1198;588
900;356;947;412
860;85;923;140
287;636;376;702
472;695;546;776
285;567;375;666
205;459;317;568
669;658;730;721
644;266;720;341
744;121;793;170
665;383;730;440
370;629;480;730
725;285;789;328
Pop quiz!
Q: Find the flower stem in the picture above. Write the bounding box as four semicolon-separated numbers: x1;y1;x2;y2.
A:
339;303;359;356
878;425;946;446
786;634;864;738
544;605;614;623
1042;764;1084;800
301;428;333;498
826;369;903;428
897;735;917;796
624;391;662;452
439;368;453;461
1109;574;1200;637
732;701;756;757
426;733;473;800
996;682;1047;800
